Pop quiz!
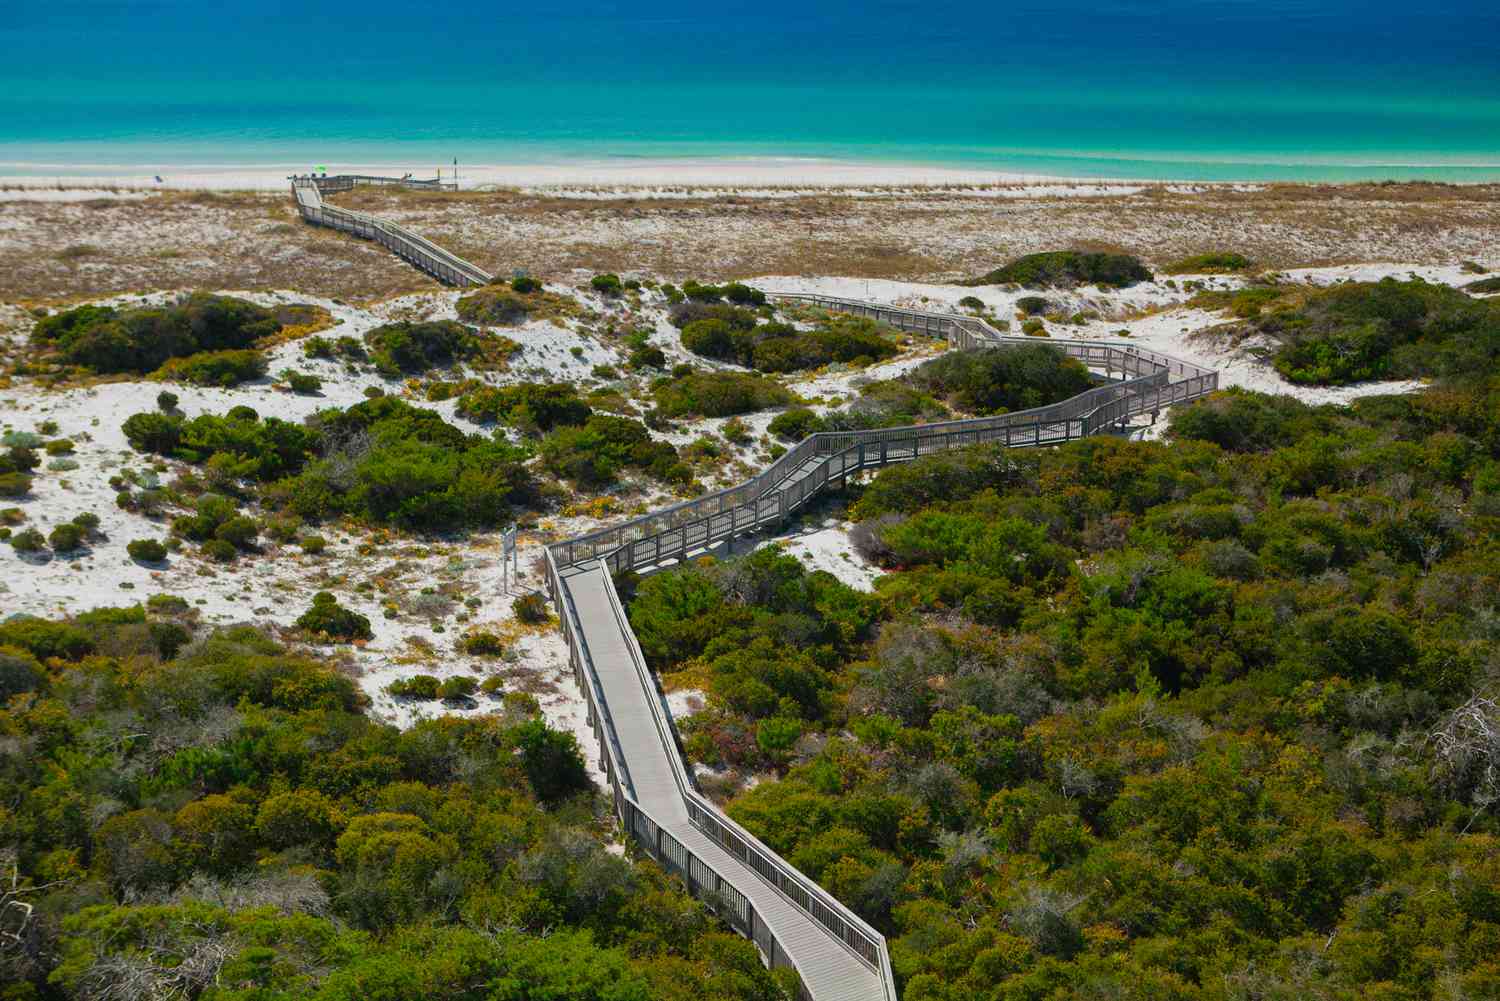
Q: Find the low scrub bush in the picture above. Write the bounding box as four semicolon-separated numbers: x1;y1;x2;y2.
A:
283;370;322;393
512;593;548;624
155;349;268;387
387;674;440;699
653;371;793;418
363;320;478;376
31;293;279;374
1259;278;1500;385
540;415;689;487
295;591;372;641
127;539;168;563
461;631;506;656
967;250;1152;289
590;273;623;295
456;287;532;325
455;382;591;432
9;527;45;552
910;344;1093;414
48;523;85;552
1162;251;1253;274
439;676;478;700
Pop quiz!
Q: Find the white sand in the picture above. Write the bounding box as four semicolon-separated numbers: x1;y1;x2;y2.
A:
0;159;1233;195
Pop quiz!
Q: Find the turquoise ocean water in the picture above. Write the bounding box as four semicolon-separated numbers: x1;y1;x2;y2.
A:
3;0;1499;182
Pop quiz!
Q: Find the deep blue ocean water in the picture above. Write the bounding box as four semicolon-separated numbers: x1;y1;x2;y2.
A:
4;0;1499;181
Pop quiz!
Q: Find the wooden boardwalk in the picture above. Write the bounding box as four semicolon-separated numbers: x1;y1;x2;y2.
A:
290;182;1220;1000
289;175;492;287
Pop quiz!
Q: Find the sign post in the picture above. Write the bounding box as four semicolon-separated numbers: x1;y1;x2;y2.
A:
501;525;517;593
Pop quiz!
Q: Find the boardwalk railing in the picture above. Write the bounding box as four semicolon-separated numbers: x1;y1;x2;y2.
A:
289;176;491;287
547;548;895;1000
549;293;1217;572
305;173;458;193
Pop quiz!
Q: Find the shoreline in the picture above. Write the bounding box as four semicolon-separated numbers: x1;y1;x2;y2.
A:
2;157;1497;194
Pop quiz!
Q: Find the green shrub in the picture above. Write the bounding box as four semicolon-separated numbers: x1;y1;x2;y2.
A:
723;283;766;306
1021;318;1046;336
1263;278;1500;384
32;293;279;374
122;408;314;480
653;371;793;418
1465;276;1500;294
302;336;334;359
768;408;823;440
296;591;372;641
511;275;542;293
156;390;179;411
280;397;536;532
540;415;688;488
387;674;440;699
910;345;1092;415
661;283;685;304
44;439;74;456
454;382;591;432
438;676;478;701
48;522;85;552
127;539;168;563
628;345;666;369
958;295;985;310
155;349;268;387
668;302;759;331
10;527;45;552
1016;296;1051;316
967;250;1152;289
284;371;322;393
455;287;533;325
512;593;549;624
1162;251;1253;274
0;472;32;498
461;631;505;656
590;273;623;296
682;280;722;303
71;512;100;534
202;538;237;562
298;534;327;554
363;320;478;376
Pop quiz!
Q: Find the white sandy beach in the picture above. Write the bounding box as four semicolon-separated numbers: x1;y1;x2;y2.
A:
0;158;1220;194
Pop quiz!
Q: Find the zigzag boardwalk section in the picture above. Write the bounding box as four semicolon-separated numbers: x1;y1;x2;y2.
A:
289;183;1218;999
546;298;1218;1001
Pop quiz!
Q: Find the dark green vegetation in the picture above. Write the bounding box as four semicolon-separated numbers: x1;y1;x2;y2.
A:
677;305;899;374
1465;276;1500;294
295;590;373;641
1162;251;1253;274
541;415;691;488
1249;278;1500;385
629;377;1500;999
909;344;1095;415
30;294;280;381
454;382;593;432
653;370;794;418
967;251;1152;290
363;320;477;376
123;396;537;533
0;611;789;1000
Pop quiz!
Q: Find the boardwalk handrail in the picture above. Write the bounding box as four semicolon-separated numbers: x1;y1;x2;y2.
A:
546;547;869;999
549;294;1216;572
